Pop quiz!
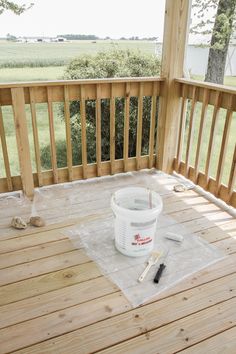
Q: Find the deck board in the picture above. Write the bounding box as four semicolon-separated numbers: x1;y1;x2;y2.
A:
0;170;235;354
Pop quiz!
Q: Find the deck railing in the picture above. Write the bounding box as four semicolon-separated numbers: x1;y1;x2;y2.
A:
0;77;235;208
174;78;236;208
0;78;163;197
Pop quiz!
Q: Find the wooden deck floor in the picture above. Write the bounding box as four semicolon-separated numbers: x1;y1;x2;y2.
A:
0;170;236;354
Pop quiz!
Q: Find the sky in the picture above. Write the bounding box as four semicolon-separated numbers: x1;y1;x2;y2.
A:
0;0;166;39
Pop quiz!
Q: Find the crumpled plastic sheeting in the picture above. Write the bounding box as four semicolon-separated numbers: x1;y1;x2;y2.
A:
64;214;226;307
0;170;179;236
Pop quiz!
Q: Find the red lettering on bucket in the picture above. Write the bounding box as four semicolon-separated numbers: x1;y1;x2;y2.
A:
131;233;152;246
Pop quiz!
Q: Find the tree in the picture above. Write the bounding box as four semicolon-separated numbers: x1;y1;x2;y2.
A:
0;0;33;15
191;0;236;84
41;50;161;169
6;32;16;41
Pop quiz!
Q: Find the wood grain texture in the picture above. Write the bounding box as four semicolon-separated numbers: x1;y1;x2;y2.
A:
0;292;130;354
80;85;88;179
194;88;209;182
185;86;197;177
228;144;236;201
11;269;236;354
0;170;235;354
0;105;13;191
29;87;43;187
0;262;101;306
0;249;89;286
176;85;188;171
46;87;58;184
124;82;130;172
136;82;144;170
64;85;73;181
205;91;222;185
215;95;234;194
157;0;190;172
148;82;158;169
96;84;102;176
98;298;236;354
109;84;116;175
0;239;75;269
179;326;236;354
0;276;118;329
11;87;34;198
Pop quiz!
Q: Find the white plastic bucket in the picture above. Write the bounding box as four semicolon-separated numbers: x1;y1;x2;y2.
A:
111;187;163;257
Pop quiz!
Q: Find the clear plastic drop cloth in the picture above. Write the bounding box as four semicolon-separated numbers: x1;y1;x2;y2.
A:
64;214;227;307
0;170;182;236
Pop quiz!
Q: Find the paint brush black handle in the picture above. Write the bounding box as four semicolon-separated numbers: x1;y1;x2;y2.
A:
154;263;166;283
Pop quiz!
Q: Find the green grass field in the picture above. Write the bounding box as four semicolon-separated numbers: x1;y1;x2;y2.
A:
192;75;236;88
0;66;66;82
0;40;158;68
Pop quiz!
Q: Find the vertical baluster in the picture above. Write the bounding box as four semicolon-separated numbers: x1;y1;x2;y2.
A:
110;83;115;175
0;105;13;191
64;85;73;181
215;94;234;194
228;144;236;203
29;87;43;187
205;91;221;186
124;82;130;172
149;82;158;169
96;84;102;177
11;87;34;198
194;88;209;183
185;86;197;177
136;82;144;170
80;85;87;179
46;87;58;184
176;84;188;172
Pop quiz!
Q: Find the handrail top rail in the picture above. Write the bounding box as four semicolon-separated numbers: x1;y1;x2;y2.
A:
175;78;236;95
0;76;164;89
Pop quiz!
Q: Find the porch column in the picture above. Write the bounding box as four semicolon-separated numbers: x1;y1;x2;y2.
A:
157;0;191;173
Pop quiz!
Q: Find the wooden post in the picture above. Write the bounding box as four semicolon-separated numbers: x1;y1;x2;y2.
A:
157;0;191;173
11;87;34;198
